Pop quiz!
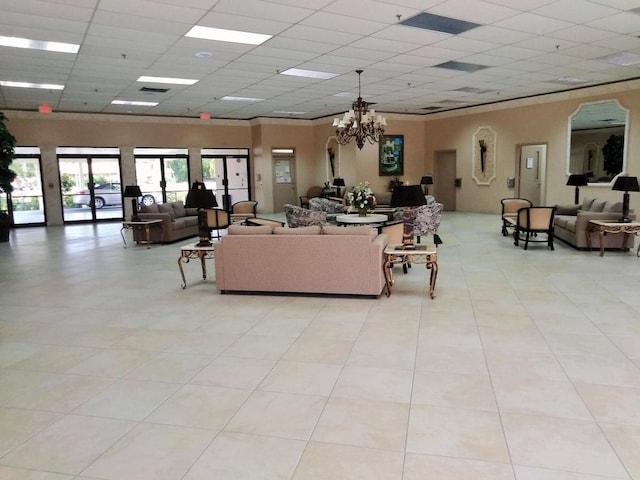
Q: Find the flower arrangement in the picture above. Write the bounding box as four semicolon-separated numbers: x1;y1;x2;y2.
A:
347;181;377;214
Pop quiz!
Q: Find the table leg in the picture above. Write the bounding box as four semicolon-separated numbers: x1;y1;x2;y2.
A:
178;256;189;289
599;231;605;257
144;225;152;248
120;226;127;248
427;255;438;299
383;257;394;297
199;252;207;280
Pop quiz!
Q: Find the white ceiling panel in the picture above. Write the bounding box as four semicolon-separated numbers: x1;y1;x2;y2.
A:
1;0;640;119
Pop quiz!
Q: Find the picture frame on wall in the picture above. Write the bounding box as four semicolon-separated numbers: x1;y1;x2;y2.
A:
379;135;404;176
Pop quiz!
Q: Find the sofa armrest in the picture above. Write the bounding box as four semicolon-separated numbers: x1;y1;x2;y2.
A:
574;210;627;232
555;204;579;215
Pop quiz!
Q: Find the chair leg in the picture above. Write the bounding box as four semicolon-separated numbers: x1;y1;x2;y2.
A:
524;231;529;250
434;234;442;245
502;220;508;236
513;228;519;246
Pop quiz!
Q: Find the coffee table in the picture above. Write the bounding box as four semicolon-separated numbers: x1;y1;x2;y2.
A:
586;220;640;257
121;219;163;248
383;243;438;298
336;213;389;225
178;242;215;288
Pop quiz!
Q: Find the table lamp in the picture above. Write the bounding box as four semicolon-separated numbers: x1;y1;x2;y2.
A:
390;185;427;248
566;174;588;205
611;175;639;223
185;181;218;246
332;177;345;198
123;185;143;221
420;175;433;195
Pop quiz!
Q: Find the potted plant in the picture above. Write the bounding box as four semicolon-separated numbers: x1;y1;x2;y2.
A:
0;112;17;242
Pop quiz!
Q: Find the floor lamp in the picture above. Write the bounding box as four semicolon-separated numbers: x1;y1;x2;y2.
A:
390;185;427;249
612;175;639;223
123;185;142;221
566;174;588;205
420;175;433;196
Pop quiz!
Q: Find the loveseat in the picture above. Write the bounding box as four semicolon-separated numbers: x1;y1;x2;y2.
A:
214;224;388;296
553;197;635;249
134;200;199;243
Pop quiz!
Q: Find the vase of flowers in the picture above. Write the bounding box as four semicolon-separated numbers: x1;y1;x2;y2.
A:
347;181;376;216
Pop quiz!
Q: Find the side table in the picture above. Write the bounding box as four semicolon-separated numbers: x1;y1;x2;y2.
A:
121;219;163;248
383;244;438;298
586;220;640;257
178;243;215;288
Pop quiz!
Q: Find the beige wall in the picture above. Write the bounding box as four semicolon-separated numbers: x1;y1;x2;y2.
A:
5;79;640;225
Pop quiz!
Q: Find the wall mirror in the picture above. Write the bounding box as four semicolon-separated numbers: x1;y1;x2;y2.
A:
567;99;629;186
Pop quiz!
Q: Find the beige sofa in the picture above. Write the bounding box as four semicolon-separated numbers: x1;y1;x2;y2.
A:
134;200;199;243
554;197;635;249
214;224;388;296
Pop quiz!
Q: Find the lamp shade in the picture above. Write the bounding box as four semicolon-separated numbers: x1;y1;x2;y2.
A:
390;185;427;208
420;175;433;185
332;177;345;187
566;174;588;186
612;175;640;192
124;185;142;197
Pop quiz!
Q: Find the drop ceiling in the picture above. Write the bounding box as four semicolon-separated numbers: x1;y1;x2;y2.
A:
1;0;640;121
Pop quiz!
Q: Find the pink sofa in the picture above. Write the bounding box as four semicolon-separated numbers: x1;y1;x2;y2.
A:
214;224;388;296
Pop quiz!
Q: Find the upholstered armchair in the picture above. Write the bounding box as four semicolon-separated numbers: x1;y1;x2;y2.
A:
501;198;532;236
513;206;556;250
414;202;444;245
206;208;231;239
230;200;257;224
284;204;328;228
299;186;324;208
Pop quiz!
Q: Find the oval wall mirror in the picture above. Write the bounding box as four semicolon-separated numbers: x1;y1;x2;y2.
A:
567;99;629;186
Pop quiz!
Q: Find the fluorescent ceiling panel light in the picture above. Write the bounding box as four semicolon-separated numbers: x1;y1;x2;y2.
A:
0;80;64;90
273;111;306;115
550;77;588;85
220;96;264;102
597;52;640;66
137;76;198;85
399;13;480;35
455;87;494;94
334;92;354;97
185;26;272;45
435;61;489;73
272;148;294;154
280;68;339;79
0;35;79;53
111;100;158;106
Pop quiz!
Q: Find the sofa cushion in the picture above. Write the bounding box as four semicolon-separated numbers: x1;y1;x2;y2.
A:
185;207;198;216
228;225;273;235
183;217;198;227
140;204;159;214
158;203;175;219
554;216;570;229
322;225;375;239
172;201;186;218
589;199;606;212
273;225;321;235
581;197;595;211
603;201;623;213
172;218;186;230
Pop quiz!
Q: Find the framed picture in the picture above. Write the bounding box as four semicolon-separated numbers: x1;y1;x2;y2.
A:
379;135;404;176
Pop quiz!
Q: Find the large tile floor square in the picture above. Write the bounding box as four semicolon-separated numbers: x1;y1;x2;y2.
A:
1;212;640;479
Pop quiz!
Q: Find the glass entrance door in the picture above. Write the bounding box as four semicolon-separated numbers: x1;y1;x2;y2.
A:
201;149;250;211
134;148;190;205
9;147;45;226
58;148;122;223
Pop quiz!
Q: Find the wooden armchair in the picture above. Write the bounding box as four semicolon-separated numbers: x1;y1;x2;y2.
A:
513;206;556;250
206;208;231;239
230;200;257;224
501;198;532;236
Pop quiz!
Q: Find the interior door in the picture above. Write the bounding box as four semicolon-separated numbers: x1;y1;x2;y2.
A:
273;155;297;211
517;144;547;205
435;150;457;211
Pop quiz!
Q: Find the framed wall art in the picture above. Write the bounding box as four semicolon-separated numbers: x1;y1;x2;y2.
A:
379;135;404;176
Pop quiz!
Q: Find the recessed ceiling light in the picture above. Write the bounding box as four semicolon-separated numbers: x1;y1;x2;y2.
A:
220;96;264;102
0;35;79;53
273;111;306;115
550;77;588;85
137;76;198;85
0;80;64;90
185;26;272;45
334;92;354;97
195;51;213;58
111;100;158;106
597;52;640;66
455;87;494;94
280;68;339;80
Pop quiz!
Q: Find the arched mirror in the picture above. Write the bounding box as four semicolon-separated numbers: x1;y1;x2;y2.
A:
567;99;629;186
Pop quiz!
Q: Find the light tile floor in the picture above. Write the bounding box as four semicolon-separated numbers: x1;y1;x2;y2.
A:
1;212;640;480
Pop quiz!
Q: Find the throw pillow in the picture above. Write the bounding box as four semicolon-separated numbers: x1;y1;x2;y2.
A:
603;201;622;213
158;203;175;219
273;225;321;235
172;201;186;218
227;225;273;235
589;199;606;212
140;204;159;214
581;197;595;211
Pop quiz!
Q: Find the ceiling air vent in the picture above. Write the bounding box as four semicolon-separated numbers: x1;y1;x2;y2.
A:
139;86;170;93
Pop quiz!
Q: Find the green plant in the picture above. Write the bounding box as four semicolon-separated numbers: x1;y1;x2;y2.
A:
0;112;17;198
602;134;624;178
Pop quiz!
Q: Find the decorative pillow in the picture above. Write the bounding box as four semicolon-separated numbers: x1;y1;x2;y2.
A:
309;197;343;214
158;202;175;219
273;225;321;235
172;201;186;218
140;204;159;214
284;204;327;228
322;225;374;237
581;197;595;211
227;225;273;235
589;199;606;212
603;201;622;213
413;203;443;236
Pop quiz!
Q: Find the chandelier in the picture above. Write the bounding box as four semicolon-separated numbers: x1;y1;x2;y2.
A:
333;70;386;150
